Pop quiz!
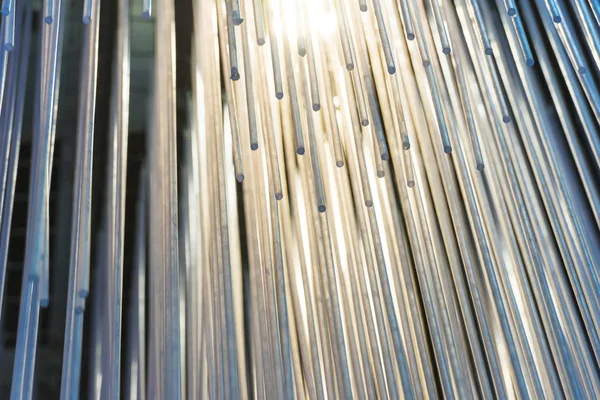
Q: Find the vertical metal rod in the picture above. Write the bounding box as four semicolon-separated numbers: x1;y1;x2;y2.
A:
60;0;101;396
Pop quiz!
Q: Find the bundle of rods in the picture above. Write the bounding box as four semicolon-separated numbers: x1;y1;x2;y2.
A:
0;0;600;398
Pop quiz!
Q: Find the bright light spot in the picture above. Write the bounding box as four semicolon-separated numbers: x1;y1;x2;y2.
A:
270;0;337;43
308;10;337;40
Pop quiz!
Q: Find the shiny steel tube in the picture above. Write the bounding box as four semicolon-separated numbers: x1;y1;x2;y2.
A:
0;0;32;323
147;0;181;397
10;1;64;398
99;0;130;397
0;0;598;399
59;0;101;397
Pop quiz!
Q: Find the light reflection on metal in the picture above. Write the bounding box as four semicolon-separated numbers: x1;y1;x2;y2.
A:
184;0;600;398
60;0;101;397
10;0;64;398
0;0;598;399
147;0;181;398
99;0;130;396
0;0;33;325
